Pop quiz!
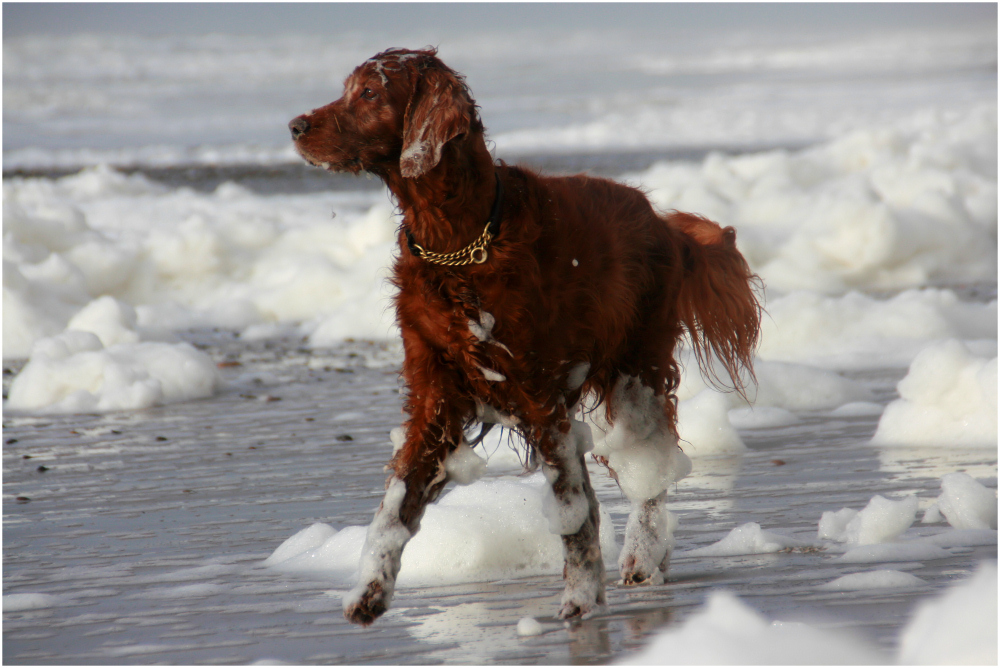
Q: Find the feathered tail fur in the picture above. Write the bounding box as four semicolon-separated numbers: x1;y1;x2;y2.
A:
669;212;762;399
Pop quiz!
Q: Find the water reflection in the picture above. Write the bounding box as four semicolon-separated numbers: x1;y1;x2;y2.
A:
623;606;672;643
876;446;998;486
673;454;745;517
567;618;612;662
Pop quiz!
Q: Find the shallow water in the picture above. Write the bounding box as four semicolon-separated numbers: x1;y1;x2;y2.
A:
3;335;996;664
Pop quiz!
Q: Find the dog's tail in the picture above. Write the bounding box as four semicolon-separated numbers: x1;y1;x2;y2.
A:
669;212;762;399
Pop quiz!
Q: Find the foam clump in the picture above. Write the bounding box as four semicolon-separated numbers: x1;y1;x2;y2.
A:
676;390;746;456
676;353;875;430
540;420;595;535
624;563;996;665
678;353;874;411
681;522;808;557
2;593;67;612
263;523;338;568
835;543;951;565
516;616;544;637
640;105;997;295
871;340;997;448
727;406;798;429
814;493;985;564
3;167;401;360
265;474;620;587
264;523;366;580
3;173;153;359
5;328;220;414
677;353;875;430
933;472;998;530
472;427;533;473
897;562;997;665
3;259;88;361
741;360;874;410
818;570;926;591
589;378;692;501
757;290;996;370
4;106;996;370
620;590;880;665
444;442;488;485
818;494;918;545
65;295;142;347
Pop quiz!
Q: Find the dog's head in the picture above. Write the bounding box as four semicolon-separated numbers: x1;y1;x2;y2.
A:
289;48;479;179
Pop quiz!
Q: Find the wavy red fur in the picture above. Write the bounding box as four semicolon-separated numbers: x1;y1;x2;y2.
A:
290;48;762;624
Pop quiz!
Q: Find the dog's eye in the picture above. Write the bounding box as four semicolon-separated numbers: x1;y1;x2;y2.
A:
361;88;378;100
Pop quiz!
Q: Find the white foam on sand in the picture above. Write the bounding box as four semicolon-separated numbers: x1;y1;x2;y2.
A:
622;562;997;665
3;167;399;361
4;108;995;370
757;290;997;370
264;473;621;587
818;570;927;591
635;105;997;296
680;522;809;557
2;593;68;612
816;483;997;565
818;494;919;545
897;562;998;665
871;340;997;448
675;390;746;456
5;326;221;414
930;473;998;531
516;616;545;637
676;353;876;425
619;589;881;665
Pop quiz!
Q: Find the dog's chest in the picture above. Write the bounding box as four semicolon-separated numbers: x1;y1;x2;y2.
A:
444;305;513;381
405;288;517;388
462;308;513;380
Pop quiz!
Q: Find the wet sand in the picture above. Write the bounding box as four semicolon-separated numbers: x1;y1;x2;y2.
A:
3;334;995;664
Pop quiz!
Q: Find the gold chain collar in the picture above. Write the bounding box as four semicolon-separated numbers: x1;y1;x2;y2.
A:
407;223;494;266
405;172;503;267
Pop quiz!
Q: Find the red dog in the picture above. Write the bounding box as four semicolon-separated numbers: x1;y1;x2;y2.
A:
290;48;760;626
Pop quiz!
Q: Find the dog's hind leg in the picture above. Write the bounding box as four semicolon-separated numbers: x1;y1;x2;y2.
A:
619;490;677;584
538;415;606;620
593;375;691;585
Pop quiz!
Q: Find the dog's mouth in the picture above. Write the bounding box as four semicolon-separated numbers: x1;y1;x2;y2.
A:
293;143;331;170
294;143;363;174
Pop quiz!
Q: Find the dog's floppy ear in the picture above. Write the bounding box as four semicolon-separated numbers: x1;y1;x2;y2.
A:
400;65;472;178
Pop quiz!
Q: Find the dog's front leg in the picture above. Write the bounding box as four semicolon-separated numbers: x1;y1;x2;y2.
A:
341;474;416;625
343;378;468;626
342;429;453;625
540;418;607;620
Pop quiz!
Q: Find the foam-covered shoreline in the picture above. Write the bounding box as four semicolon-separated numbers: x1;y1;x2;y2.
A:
4;107;996;438
5;106;996;352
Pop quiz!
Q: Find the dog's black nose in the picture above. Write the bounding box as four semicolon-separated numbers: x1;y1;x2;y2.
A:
289;116;310;140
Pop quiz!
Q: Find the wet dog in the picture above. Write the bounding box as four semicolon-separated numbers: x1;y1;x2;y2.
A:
290;48;760;625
